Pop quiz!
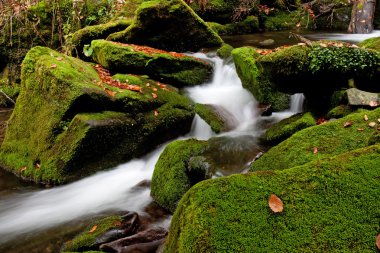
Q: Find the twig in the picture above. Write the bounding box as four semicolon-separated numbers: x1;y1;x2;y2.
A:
289;32;314;47
0;89;15;105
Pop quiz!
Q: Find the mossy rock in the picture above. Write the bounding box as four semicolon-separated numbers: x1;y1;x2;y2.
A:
63;215;122;252
164;144;380;252
91;39;213;87
151;139;209;213
326;105;355;119
208;16;259;36
107;0;223;52
195;103;231;133
231;46;290;111
263;112;316;145
251;107;380;172
262;11;301;31
216;44;234;59
68;20;132;58
188;0;244;23
0;47;195;184
359;36;380;52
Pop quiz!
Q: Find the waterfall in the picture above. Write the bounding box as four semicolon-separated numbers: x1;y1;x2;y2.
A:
0;53;259;244
290;93;305;114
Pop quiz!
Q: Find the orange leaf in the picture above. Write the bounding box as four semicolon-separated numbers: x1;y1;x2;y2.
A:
376;234;380;250
20;166;27;173
105;89;116;97
313;147;318;154
268;194;284;213
343;121;353;128
152;93;157;99
357;128;364;131
153;87;158;91
89;225;97;233
316;118;327;125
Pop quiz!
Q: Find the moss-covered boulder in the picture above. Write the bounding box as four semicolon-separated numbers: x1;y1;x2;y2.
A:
263;112;316;145
208;16;259;36
67;20;132;58
151;139;208;213
251;107;380;172
91;39;213;87
231;46;290;111
188;0;244;23
0;47;195;184
216;43;234;59
164;144;380;252
107;0;223;52
359;36;380;51
63;216;122;252
326;105;355;119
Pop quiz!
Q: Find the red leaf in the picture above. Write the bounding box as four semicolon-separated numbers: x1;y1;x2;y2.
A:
268;194;284;213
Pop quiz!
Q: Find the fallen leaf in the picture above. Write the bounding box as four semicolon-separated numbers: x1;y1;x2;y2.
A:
113;220;122;227
153;87;158;91
152;93;157;99
319;43;327;48
343;121;353;128
105;89;116;97
50;64;57;69
154;110;159;116
268;194;284;213
316;118;327;125
89;225;97;233
369;101;379;107
357;128;364;131
146;83;150;87
20;166;27;172
364;115;368;121
56;57;63;61
368;122;376;127
313;147;318;154
376;234;380;250
35;163;41;169
378;119;380;123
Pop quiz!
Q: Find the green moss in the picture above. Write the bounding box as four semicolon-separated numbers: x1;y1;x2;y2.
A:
0;46;195;184
251;107;380;172
208;16;259;36
326;105;355;119
63;215;122;252
189;0;242;23
232;46;290;111
195;104;227;133
91;39;212;87
106;0;223;52
165;145;380;252
151;139;208;212
68;19;132;58
359;37;380;52
264;112;316;145
216;43;234;59
263;11;298;31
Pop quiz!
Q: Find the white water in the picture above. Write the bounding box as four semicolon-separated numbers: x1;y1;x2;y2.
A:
0;54;259;244
305;30;380;43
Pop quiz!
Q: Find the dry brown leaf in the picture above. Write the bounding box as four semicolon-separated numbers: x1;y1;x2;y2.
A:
113;221;122;227
268;194;284;213
146;83;150;87
376;234;380;250
364;115;368;121
50;64;57;69
20;166;27;172
343;121;353;128
105;89;116;97
35;163;41;169
357;128;364;131
154;110;159;116
369;101;379;107
89;225;97;233
153;87;158;92
313;147;318;154
152;93;157;99
56;57;63;61
319;43;327;47
368;122;376;127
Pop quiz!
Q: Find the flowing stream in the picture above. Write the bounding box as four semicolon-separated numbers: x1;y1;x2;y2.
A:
0;30;371;250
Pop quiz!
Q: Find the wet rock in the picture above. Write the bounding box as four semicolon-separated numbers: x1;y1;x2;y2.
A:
107;0;223;52
346;88;379;107
99;227;168;252
195;103;238;133
257;103;272;116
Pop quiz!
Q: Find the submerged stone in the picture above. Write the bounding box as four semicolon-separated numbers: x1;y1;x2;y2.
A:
107;0;223;52
0;47;195;184
91;39;213;87
165;145;380;252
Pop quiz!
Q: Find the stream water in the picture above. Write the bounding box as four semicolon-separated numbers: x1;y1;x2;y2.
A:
0;31;376;252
